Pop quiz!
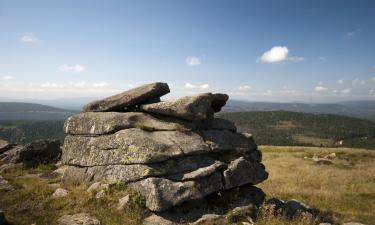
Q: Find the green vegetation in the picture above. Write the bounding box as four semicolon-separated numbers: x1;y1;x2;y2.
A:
218;111;375;149
0;120;65;144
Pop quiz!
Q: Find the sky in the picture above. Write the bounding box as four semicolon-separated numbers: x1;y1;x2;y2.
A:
1;0;375;102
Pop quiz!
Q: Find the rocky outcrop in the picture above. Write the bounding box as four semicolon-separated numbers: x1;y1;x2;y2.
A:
0;140;60;166
61;82;268;212
140;93;228;121
82;82;170;112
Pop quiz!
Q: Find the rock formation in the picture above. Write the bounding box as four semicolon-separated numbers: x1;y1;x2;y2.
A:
61;82;268;213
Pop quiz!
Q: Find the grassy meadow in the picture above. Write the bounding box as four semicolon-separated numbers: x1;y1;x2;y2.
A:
0;146;374;225
258;146;375;225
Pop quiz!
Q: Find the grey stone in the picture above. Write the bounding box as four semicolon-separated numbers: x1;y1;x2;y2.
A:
201;130;257;153
87;182;101;194
57;213;100;225
0;139;12;154
143;214;177;225
191;214;223;225
82;82;170;112
62;128;209;166
141;93;228;121
95;190;106;199
116;195;130;211
166;161;225;181
0;175;14;191
131;172;223;212
64;112;196;135
5;140;61;166
62;155;221;183
52;188;68;198
223;157;268;189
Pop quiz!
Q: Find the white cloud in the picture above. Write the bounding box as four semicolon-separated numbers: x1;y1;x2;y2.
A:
1;75;15;81
199;84;210;89
185;57;201;66
20;32;39;43
92;82;110;88
314;86;328;92
59;64;85;73
372;77;375;82
257;46;304;63
288;56;305;62
184;82;196;89
184;82;210;90
258;46;288;63
340;89;351;94
343;29;361;40
238;85;252;91
352;78;366;86
338;79;344;85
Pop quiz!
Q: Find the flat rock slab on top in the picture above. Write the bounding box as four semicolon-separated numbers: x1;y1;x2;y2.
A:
64;112;237;135
141;93;228;121
82;82;170;112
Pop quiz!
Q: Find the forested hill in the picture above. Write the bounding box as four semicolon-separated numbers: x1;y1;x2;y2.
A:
218;111;375;149
223;100;375;121
0;102;76;120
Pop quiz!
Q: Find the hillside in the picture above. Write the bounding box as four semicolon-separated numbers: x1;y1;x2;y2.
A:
218;111;375;149
0;102;76;120
0;120;65;144
224;100;375;121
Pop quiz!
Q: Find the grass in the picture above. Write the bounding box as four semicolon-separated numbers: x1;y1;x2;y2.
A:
1;146;374;224
0;165;147;225
258;145;375;224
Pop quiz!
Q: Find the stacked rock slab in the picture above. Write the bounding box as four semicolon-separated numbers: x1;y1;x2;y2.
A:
62;82;268;212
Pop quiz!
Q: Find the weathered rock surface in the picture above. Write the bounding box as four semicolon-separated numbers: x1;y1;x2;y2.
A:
82;82;170;112
57;213;100;225
131;172;223;212
52;188;69;198
62;83;268;213
63;155;222;183
1;140;60;166
64;112;236;135
223;157;268;189
63;128;210;166
116;195;130;211
0;139;12;154
141;93;228;121
0;175;14;191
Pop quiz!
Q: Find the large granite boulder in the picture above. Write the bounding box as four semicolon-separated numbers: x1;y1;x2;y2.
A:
61;82;268;213
82;82;170;112
141;93;228;121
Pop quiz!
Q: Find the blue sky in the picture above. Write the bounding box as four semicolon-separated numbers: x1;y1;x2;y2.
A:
1;0;375;102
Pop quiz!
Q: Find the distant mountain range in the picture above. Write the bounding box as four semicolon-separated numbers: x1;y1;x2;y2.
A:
223;100;375;121
0;102;77;120
1;99;375;121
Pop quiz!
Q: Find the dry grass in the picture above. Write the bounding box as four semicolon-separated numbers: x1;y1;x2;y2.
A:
0;165;147;225
1;146;374;224
258;145;375;224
